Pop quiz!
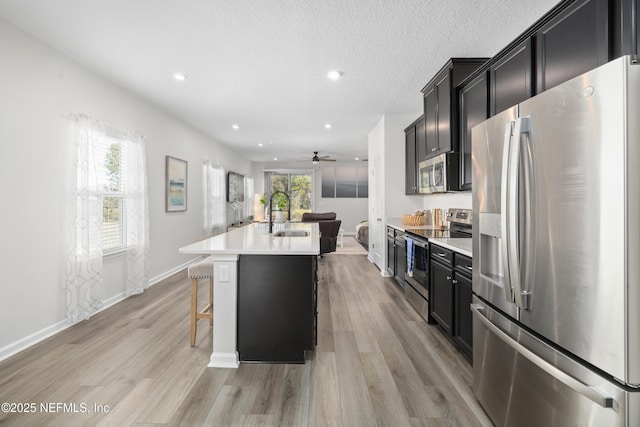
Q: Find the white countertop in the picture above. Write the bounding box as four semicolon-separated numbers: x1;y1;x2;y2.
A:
387;217;472;257
179;222;320;256
429;238;472;257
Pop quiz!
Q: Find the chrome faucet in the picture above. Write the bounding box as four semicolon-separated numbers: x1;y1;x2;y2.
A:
268;190;291;233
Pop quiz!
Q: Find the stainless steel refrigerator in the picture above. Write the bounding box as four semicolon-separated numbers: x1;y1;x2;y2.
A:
471;55;640;426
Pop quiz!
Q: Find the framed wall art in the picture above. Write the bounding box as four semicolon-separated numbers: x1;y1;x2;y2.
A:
165;156;188;212
227;171;245;202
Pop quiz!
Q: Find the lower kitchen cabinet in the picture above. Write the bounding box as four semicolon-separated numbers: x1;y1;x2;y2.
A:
394;231;407;288
453;256;473;357
430;244;473;359
430;257;454;335
237;255;317;363
387;227;395;277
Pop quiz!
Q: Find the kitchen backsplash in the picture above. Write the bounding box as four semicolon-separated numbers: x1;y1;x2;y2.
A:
422;192;471;213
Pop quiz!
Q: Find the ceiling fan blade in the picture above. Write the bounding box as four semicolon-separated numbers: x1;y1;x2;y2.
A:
319;158;336;162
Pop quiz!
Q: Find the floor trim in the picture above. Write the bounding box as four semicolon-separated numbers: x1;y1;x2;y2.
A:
0;319;69;363
0;257;205;363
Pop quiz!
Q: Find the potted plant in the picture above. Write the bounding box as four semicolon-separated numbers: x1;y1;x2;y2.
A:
260;193;288;222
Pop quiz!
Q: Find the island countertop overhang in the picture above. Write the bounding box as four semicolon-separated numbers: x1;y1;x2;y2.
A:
179;222;320;256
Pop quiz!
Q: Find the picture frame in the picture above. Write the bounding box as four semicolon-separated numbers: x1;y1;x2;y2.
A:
227;171;245;202
165;156;188;212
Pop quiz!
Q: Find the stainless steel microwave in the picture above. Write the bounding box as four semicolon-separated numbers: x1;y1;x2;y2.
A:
418;153;459;194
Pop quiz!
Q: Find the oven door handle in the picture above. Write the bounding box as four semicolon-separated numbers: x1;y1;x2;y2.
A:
412;240;428;249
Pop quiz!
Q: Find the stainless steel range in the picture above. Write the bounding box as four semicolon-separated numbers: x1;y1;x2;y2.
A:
404;208;472;323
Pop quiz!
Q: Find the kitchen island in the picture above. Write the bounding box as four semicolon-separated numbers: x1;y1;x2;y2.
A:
179;222;320;368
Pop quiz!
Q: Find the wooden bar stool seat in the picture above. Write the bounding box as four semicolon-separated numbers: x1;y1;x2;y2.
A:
187;257;214;347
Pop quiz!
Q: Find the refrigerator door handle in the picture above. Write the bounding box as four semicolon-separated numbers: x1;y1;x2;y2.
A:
500;121;515;303
509;117;529;309
470;304;617;410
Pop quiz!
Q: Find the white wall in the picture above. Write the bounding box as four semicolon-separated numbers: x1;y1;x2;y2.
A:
367;113;424;271
422;192;472;214
383;114;424;217
0;19;252;354
251;161;368;233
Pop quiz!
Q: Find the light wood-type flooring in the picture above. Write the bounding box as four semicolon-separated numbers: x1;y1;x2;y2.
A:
0;254;492;426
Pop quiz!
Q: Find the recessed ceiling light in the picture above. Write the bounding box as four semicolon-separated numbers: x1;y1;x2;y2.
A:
327;70;343;81
324;123;332;130
273;157;278;161
173;73;187;81
232;124;239;130
258;143;263;147
355;157;359;161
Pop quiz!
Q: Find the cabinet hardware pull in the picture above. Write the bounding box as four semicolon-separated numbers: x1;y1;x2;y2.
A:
452;279;458;284
465;265;472;271
446;275;452;280
436;252;447;257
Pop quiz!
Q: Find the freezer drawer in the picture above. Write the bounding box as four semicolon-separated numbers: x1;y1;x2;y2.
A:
472;296;639;427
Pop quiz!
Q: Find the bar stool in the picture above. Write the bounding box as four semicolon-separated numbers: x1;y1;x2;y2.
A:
187;257;214;347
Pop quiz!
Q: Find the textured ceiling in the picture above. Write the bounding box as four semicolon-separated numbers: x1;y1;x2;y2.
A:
0;0;558;162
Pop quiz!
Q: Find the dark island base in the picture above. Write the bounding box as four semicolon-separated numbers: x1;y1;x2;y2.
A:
237;254;317;363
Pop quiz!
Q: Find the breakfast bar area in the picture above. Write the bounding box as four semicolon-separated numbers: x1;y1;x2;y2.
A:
179;222;320;368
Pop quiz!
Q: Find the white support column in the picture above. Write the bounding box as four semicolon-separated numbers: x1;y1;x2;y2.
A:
208;253;240;368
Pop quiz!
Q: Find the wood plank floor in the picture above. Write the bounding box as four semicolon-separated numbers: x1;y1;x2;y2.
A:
0;254;492;426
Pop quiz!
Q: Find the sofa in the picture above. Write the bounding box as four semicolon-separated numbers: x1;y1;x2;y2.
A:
301;212;341;255
355;220;368;249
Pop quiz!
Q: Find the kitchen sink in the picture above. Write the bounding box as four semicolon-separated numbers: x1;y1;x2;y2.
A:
273;230;310;237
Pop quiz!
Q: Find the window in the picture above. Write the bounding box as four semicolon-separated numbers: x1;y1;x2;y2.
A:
244;176;254;220
98;136;127;253
264;171;313;221
203;161;226;236
321;166;368;198
65;114;149;322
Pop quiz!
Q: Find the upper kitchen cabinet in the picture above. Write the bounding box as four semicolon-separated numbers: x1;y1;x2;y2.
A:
611;0;640;58
421;58;488;159
404;116;424;195
489;38;533;116
458;72;488;191
535;0;610;93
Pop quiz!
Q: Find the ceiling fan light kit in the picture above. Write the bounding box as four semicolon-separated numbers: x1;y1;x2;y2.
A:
301;151;336;164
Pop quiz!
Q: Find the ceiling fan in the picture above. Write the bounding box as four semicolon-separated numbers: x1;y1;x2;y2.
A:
298;151;336;164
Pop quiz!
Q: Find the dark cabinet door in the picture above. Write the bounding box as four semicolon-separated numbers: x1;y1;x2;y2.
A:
395;238;406;288
238;255;314;362
416;115;427;161
611;0;640;58
489;39;532;116
435;72;451;153
454;272;473;357
405;123;417;195
459;72;488;191
430;260;454;335
424;87;438;156
535;0;609;93
387;231;395;277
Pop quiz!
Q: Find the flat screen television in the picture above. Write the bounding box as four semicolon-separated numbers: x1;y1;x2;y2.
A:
227;171;245;202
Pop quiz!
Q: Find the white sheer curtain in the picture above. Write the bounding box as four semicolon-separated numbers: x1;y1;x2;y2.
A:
203;161;226;237
244;176;254;220
63;114;150;322
63;115;105;323
124;133;149;296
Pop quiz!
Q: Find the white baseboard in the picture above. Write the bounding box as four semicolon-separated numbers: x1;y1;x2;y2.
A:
0;258;204;363
0;319;70;363
148;257;205;286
